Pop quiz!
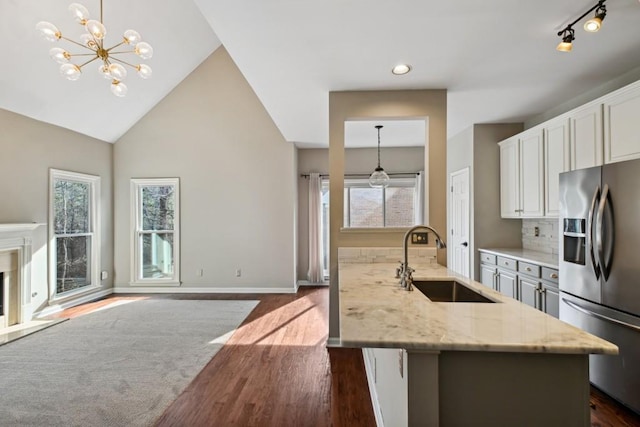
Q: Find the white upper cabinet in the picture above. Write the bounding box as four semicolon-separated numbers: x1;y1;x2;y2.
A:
570;104;603;170
519;128;545;217
499;137;520;218
499;129;544;219
603;82;640;164
544;118;570;217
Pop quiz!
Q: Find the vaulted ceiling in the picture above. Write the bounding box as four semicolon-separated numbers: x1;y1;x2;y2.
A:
2;0;640;146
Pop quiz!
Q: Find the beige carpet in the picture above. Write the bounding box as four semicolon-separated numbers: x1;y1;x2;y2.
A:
0;299;258;426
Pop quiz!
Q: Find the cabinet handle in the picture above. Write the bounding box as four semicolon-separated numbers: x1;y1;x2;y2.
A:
526;267;532;272
504;261;509;266
550;273;558;279
541;288;547;294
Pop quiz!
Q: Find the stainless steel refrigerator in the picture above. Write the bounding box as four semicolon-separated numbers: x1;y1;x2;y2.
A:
559;157;640;414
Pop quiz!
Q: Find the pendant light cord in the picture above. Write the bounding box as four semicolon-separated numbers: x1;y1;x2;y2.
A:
375;125;383;169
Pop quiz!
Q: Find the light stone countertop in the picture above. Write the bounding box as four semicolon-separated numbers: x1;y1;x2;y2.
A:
339;261;618;355
479;248;559;269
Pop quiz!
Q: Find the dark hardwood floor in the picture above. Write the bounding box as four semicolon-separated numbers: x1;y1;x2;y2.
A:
54;287;639;426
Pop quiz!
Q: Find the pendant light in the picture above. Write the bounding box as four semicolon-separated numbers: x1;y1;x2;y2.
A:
369;125;390;188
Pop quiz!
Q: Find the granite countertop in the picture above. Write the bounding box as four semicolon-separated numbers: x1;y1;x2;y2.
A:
339;262;617;355
479;248;559;269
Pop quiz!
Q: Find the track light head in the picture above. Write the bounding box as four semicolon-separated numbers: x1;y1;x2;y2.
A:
557;28;575;52
584;5;606;32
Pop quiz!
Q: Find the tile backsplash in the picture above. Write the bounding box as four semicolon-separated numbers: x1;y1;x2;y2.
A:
522;219;559;255
338;247;437;264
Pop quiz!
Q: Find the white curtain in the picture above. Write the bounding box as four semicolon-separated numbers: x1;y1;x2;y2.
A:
307;173;325;283
414;171;425;225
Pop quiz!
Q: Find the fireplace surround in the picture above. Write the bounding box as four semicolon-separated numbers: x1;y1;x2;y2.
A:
0;224;43;328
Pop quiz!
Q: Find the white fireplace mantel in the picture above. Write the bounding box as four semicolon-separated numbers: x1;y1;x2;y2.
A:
0;223;45;233
0;223;45;325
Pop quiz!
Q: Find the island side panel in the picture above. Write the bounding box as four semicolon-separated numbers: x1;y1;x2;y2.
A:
437;351;590;427
407;352;440;427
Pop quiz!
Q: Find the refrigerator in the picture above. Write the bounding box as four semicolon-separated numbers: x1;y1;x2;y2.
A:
559;157;640;414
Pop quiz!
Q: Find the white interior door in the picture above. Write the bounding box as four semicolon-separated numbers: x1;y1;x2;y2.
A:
450;168;470;277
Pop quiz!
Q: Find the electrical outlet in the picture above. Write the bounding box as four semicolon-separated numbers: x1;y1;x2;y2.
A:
235;268;242;277
196;269;203;277
100;270;108;280
534;226;540;237
411;232;429;244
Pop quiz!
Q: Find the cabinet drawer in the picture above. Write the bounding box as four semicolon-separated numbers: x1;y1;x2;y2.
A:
542;267;559;285
497;256;517;271
480;253;497;264
518;261;541;277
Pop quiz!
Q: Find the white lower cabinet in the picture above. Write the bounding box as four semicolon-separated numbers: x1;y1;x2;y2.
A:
363;348;408;427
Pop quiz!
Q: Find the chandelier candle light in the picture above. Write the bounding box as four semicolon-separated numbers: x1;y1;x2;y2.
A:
36;0;153;97
369;125;391;189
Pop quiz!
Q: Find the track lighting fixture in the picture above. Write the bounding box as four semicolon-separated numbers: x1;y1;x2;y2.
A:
556;0;607;52
557;28;575;52
584;3;606;32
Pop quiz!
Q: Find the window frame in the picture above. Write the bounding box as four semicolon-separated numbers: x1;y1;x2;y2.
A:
130;178;180;286
343;177;416;228
48;169;101;302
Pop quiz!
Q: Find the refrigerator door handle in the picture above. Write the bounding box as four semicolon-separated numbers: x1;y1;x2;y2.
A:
596;184;613;281
562;298;640;333
588;186;601;279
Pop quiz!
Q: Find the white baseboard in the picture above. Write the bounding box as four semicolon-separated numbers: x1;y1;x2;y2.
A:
34;288;114;318
362;348;384;427
326;336;342;347
296;280;330;287
113;285;297;294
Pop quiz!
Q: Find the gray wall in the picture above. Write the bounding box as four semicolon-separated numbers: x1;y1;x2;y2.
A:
297;146;424;281
114;47;297;291
328;90;447;341
0;108;114;313
446;124;523;281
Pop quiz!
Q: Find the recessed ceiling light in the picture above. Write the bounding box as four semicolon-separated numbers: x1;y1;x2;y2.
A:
392;64;411;75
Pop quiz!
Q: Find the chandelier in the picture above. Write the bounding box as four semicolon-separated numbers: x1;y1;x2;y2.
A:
36;1;153;97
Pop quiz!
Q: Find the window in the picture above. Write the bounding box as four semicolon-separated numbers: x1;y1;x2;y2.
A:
131;178;180;285
343;178;416;228
50;169;100;298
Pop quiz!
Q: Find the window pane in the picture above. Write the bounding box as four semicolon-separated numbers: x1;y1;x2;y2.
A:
141;233;174;279
142;186;175;230
385;187;415;227
349;188;383;227
56;236;91;293
54;180;90;234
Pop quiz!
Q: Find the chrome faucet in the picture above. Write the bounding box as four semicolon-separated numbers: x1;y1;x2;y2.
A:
399;225;447;291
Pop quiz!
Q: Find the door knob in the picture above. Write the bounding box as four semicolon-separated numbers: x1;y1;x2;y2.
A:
461;242;468;247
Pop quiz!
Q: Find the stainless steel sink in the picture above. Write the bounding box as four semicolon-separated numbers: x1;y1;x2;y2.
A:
413;280;496;303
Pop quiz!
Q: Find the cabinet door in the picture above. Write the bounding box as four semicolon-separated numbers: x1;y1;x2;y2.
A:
544;118;570;217
497;269;517;299
570;104;603;170
604;84;640;164
541;283;560;318
499;137;520;218
518;276;539;309
480;264;497;290
520;129;545;217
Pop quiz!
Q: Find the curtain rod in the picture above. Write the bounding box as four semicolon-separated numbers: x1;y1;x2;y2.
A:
300;172;420;179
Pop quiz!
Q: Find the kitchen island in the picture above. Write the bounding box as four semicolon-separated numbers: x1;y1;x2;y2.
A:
339;261;618;427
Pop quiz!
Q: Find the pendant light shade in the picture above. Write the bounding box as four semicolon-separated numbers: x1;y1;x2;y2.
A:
369;125;390;188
